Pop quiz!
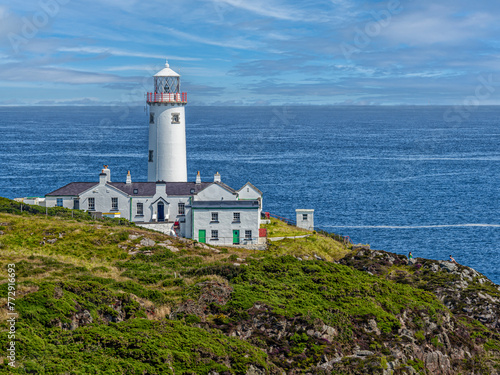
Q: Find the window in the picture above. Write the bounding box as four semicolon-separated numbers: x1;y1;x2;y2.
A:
133;189;138;194
211;212;219;222
302;214;308;221
88;197;95;211
149;112;155;124
178;202;185;215
56;198;63;207
111;197;118;210
73;198;80;210
245;230;252;240
137;202;144;216
211;230;218;240
148;150;154;162
171;113;180;124
233;212;240;222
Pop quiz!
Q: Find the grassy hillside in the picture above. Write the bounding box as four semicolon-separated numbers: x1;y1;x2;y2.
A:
0;197;499;374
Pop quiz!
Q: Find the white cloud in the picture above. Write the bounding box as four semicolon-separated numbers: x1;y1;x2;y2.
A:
57;46;200;61
382;7;495;46
162;27;264;51
0;64;139;85
209;0;305;21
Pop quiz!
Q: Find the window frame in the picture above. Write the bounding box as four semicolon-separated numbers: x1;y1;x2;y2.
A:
56;198;63;207
111;197;118;211
171;113;180;124
178;202;185;215
211;230;218;240
211;212;219;222
233;212;241;223
148;150;154;162
302;213;308;221
149;112;155;124
137;202;144;216
88;197;95;211
245;230;252;240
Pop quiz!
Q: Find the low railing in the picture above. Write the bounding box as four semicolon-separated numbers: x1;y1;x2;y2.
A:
146;92;187;103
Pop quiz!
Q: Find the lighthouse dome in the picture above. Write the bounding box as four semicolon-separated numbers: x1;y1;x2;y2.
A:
154;60;180;77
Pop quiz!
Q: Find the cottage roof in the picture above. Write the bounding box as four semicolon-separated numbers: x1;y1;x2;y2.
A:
46;181;214;197
213;181;237;194
46;182;97;196
108;182;156;196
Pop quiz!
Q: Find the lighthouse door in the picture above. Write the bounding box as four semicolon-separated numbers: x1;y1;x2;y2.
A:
157;202;165;222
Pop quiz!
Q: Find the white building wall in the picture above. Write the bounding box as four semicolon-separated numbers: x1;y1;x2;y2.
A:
296;209;314;231
194;184;237;201
237;184;263;225
192;208;259;245
79;184;130;219
45;196;76;209
148;104;187;182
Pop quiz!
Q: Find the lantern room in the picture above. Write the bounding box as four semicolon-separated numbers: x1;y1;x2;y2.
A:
147;60;187;104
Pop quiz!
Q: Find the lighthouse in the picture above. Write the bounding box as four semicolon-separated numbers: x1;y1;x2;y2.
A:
147;60;188;182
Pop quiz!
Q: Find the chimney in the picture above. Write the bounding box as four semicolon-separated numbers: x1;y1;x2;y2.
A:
196;171;201;184
99;172;107;185
214;172;221;183
102;165;111;182
156;181;166;196
126;170;132;184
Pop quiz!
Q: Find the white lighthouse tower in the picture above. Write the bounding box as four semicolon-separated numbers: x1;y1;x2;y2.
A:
147;60;188;182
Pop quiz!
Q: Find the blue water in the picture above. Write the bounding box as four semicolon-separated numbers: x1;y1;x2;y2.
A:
0;106;499;283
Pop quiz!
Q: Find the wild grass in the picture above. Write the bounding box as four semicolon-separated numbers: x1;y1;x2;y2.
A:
1;196;499;374
263;217;310;237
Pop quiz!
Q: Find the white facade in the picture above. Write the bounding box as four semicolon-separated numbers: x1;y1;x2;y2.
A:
296;209;314;231
237;182;263;225
147;61;187;182
190;182;260;245
46;169;263;245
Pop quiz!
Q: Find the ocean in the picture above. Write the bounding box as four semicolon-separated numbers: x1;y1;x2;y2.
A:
0;105;499;283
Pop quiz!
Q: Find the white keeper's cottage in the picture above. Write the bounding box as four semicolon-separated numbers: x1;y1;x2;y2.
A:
45;60;265;246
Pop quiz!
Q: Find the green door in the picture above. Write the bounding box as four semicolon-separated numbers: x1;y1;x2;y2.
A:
199;230;206;244
233;230;240;245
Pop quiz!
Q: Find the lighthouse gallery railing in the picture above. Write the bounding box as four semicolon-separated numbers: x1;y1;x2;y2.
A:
146;92;187;103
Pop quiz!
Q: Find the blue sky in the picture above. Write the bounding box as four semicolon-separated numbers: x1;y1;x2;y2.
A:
0;0;499;105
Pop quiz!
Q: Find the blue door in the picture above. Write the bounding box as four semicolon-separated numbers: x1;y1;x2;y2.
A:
158;202;165;222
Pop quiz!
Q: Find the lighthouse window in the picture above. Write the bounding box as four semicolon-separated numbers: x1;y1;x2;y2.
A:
56;198;63;207
148;150;154;162
171;113;180;124
149;112;154;124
